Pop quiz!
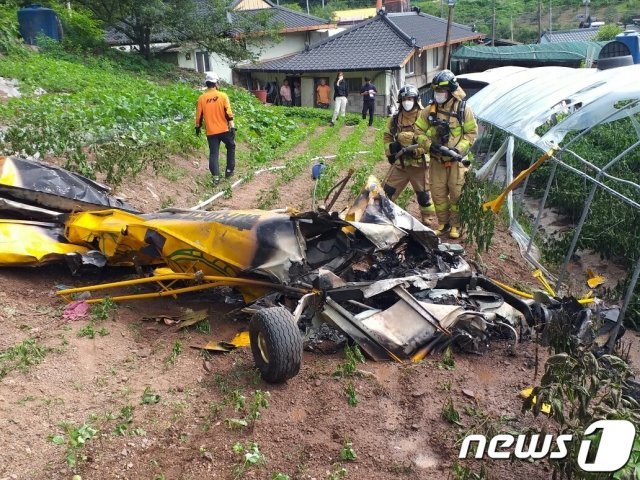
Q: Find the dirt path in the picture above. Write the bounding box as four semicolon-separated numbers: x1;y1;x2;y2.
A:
276;125;359;211
213;126;327;210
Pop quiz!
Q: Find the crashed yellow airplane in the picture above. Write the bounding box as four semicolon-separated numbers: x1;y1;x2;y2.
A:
0;156;622;383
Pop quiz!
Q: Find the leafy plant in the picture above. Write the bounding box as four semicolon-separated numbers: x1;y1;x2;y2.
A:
91;297;117;322
114;404;135;435
345;382;358;407
0;338;49;379
165;341;182;367
334;344;366;378
141;386;161;405
327;464;348;480
230;390;246;412
450;461;490;480
458;172;497;253
339;439;357;461
271;474;290;480
442;397;462;426
247;390;270;422
437;346;456;370
50;421;98;467
232;441;265;479
0;3;23;54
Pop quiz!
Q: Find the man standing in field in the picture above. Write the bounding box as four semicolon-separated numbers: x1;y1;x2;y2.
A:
195;71;235;186
360;76;377;127
316;78;331;109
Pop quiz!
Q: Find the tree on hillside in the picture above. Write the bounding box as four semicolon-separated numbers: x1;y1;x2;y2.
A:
74;0;190;58
73;0;280;62
174;0;283;63
594;23;624;41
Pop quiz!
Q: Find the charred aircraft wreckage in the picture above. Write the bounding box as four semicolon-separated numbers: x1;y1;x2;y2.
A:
0;156;625;383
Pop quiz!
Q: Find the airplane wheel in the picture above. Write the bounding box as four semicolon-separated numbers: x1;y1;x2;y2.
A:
249;307;302;383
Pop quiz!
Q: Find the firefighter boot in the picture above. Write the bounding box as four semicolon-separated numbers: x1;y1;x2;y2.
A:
449;226;460;239
435;224;450;236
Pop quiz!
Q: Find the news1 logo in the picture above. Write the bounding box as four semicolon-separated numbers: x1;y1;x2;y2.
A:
459;419;636;472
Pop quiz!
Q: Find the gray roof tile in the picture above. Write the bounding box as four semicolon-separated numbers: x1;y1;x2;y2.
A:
540;27;600;43
387;12;480;46
238;11;482;72
238;15;412;72
237;2;332;30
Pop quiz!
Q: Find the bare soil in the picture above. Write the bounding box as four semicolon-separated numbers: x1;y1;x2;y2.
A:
1;122;636;480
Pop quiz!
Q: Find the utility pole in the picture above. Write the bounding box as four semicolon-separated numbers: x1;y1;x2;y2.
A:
440;0;444;19
537;0;542;42
583;0;590;20
549;0;552;32
306;0;309;15
491;0;496;46
510;15;513;41
443;0;456;70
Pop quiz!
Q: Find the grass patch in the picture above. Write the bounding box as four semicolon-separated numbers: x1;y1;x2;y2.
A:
0;338;49;380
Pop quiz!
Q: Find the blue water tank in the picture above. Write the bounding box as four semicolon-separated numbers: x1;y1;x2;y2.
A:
17;4;62;46
615;30;640;64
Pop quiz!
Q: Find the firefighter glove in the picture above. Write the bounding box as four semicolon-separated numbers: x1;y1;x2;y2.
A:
388;141;402;156
195;126;201;137
397;131;415;147
413;147;425;158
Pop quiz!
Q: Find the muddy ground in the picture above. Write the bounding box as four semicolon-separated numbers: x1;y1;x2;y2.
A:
1;123;637;480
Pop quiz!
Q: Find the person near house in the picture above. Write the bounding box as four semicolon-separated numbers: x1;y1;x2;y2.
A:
293;81;301;107
331;72;348;126
382;84;435;226
195;71;235;186
360;77;377;126
415;69;477;239
316;79;331;108
280;80;292;106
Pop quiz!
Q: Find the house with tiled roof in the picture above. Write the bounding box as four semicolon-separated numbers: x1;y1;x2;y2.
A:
105;0;335;82
236;9;483;113
539;27;601;43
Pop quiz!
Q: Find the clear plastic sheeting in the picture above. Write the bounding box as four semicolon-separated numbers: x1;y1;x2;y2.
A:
468;65;640;149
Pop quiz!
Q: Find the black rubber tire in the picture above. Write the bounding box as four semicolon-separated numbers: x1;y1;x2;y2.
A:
249;307;303;383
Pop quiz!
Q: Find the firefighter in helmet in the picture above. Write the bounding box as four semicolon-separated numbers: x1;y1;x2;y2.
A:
382;84;435;225
415;70;477;239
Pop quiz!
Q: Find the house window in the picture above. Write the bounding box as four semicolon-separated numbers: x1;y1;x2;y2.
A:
196;52;210;73
404;55;415;75
346;77;361;93
433;47;439;68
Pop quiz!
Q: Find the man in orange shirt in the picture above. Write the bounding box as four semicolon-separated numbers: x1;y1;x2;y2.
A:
316;78;330;109
195;71;235;185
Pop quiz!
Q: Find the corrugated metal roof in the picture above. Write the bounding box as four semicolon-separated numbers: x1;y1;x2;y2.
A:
452;41;607;62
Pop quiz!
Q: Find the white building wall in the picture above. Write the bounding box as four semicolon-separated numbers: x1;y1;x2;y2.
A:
248;32;308;60
177;52;194;70
209;53;234;83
